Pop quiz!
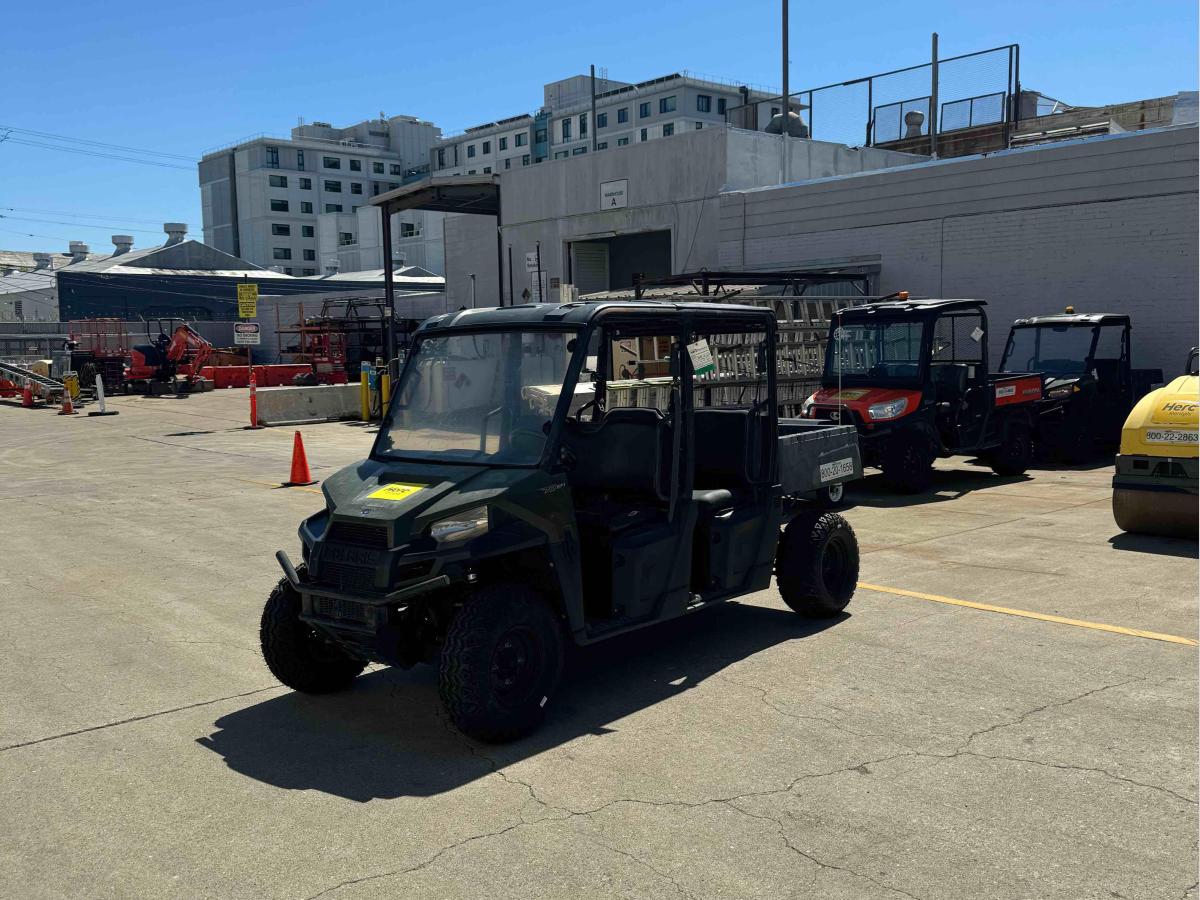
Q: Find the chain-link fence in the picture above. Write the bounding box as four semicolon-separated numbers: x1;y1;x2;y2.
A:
726;44;1019;151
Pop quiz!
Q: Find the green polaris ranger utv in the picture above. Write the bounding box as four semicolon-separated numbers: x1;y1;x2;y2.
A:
262;301;861;742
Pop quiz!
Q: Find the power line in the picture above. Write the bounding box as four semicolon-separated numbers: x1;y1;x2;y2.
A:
0;124;197;161
1;206;201;228
0;137;195;171
0;214;165;235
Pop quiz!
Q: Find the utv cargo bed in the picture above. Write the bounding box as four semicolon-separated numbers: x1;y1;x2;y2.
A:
777;419;862;495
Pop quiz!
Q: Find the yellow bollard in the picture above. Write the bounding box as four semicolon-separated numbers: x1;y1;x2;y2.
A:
359;362;370;422
380;372;391;412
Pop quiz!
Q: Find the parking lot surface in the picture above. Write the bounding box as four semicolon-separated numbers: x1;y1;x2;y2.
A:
0;390;1195;900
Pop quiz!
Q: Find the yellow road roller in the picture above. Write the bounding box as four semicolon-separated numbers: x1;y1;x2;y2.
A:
1112;348;1198;537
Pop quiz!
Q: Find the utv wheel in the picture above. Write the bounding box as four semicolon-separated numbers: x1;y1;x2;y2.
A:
990;423;1033;476
440;584;564;743
815;482;845;508
881;435;935;494
775;511;860;618
260;570;366;693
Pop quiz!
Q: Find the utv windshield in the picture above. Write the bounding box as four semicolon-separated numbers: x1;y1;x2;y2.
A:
1001;325;1095;376
376;329;585;465
824;319;926;383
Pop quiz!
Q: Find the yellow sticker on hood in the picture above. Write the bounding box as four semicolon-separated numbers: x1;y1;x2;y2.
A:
367;483;426;502
832;389;869;400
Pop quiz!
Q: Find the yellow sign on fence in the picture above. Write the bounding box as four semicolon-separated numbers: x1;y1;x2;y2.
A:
237;283;258;318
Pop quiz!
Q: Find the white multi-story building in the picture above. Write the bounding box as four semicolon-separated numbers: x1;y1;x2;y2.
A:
199;116;443;275
431;72;788;176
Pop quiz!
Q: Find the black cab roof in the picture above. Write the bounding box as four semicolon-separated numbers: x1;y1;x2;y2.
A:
1010;312;1130;327
415;300;775;333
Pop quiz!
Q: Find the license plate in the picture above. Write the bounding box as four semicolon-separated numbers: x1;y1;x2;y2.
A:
819;457;855;483
1144;429;1199;445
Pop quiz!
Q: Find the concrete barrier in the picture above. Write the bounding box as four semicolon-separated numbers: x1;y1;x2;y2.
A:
255;383;360;426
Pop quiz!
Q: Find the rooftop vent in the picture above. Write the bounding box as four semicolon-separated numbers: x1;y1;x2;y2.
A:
68;241;90;262
163;223;188;245
111;234;134;255
764;111;809;139
32;252;53;270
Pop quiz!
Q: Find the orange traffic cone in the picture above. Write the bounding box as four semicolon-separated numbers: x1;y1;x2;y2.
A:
284;431;317;486
21;385;33;408
58;388;77;416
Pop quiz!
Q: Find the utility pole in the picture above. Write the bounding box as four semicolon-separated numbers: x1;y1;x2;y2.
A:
930;32;939;158
590;65;599;153
469;273;477;307
781;0;790;184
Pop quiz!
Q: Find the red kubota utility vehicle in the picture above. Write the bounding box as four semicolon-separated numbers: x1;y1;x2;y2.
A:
802;297;1043;493
125;319;214;395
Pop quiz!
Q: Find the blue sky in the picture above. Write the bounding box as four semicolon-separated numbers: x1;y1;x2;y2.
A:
1;0;1195;254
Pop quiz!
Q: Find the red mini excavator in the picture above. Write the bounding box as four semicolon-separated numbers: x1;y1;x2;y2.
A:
125;319;213;396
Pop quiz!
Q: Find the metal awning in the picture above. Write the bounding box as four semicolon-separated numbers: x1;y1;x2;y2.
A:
371;175;500;216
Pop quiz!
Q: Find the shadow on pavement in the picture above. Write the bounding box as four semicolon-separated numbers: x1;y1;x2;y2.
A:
197;603;844;802
845;467;1033;509
1107;531;1199;559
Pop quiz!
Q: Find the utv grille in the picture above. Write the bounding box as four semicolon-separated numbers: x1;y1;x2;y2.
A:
327;521;389;548
311;595;372;625
317;562;375;591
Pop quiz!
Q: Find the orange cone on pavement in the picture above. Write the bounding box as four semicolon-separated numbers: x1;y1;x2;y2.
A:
284;431;317;486
58;388;77;416
21;385;33;408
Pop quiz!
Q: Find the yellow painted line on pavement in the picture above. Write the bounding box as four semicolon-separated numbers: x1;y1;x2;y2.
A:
858;582;1198;647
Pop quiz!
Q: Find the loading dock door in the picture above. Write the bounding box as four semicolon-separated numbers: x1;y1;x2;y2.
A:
571;242;610;297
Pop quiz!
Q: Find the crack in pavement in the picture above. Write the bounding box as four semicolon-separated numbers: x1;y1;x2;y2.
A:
958;751;1197;806
0;685;284;753
579;834;698;900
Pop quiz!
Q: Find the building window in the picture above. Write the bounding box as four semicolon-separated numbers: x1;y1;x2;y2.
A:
663;123;674;137
482;140;491;154
639;102;650;118
640;128;648;142
284;267;293;275
387;182;399;190
322;156;341;169
349;159;361;171
265;146;279;168
697;94;711;113
571;146;586;155
324;180;342;192
269;174;287;188
301;201;313;213
400;222;418;237
299;177;312;189
373;161;384;174
467;144;476;158
534;128;547;143
499;136;507;151
302;268;316;276
467;169;476;175
302;225;314;237
717;97;727;115
271;223;291;236
325;203;342;213
339;232;355;246
297;150;305;170
436;148;446;168
617;107;629;124
522;154;530;166
270;199;289;212
554;150;568;159
351;182;362;194
483;166;492;173
695;121;703;129
515;132;527;146
273;248;292;260
303;249;315;261
561;118;571;141
579;114;587;136
617;136;630;146
504;157;511;169
390;164;402;175
597;112;608;128
660;96;676;114
596;141;608;150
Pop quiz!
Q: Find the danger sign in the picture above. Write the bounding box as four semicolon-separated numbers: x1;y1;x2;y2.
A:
233;322;261;345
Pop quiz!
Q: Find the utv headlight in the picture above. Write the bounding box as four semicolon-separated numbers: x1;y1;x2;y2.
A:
867;397;909;420
429;506;490;544
800;394;816;417
1047;383;1079;399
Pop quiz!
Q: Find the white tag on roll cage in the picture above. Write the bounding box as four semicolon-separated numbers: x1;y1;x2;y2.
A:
686;339;715;375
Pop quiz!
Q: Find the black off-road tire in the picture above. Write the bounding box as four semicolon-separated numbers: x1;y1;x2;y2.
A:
775;511;860;618
990;422;1034;476
881;434;935;494
439;584;565;743
260;569;366;693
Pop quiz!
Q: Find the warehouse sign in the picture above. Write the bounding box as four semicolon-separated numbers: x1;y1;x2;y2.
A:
525;251;540;273
600;179;628;209
237;283;258;318
233;322;261;346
